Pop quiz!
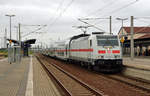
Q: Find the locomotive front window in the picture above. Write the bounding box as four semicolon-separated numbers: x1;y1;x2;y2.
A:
97;36;119;46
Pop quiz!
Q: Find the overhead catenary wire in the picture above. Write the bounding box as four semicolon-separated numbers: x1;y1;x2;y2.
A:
106;0;139;15
56;0;65;12
93;0;139;25
83;0;138;19
38;0;67;42
78;19;106;32
44;0;139;39
74;0;119;29
135;16;150;19
77;0;139;34
46;0;65;24
43;0;75;42
135;19;150;25
43;0;75;43
84;0;138;31
22;25;47;37
46;0;136;34
90;0;138;21
47;0;75;28
22;26;45;35
84;0;119;18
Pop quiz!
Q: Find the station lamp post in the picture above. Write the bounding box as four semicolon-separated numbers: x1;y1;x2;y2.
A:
116;18;128;57
5;14;15;46
116;18;128;35
5;14;15;64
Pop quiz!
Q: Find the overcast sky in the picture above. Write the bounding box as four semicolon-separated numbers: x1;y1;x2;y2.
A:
0;0;150;47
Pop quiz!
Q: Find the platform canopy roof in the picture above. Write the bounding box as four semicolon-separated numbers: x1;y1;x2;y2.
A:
7;39;36;45
23;39;36;44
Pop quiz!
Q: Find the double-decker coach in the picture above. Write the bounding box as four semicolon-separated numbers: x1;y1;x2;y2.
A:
47;33;123;73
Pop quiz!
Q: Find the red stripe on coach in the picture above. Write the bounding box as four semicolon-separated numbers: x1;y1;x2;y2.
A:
55;50;66;52
98;50;106;54
112;50;120;53
55;49;93;52
70;49;93;52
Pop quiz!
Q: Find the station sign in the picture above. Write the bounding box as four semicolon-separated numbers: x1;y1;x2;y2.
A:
120;37;124;43
9;40;12;44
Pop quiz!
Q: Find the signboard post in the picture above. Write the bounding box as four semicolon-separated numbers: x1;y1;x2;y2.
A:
120;37;124;57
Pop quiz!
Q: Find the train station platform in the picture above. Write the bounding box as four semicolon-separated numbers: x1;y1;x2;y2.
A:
123;57;150;70
0;56;61;96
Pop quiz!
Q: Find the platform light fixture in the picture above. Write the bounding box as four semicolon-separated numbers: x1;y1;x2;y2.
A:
5;14;16;46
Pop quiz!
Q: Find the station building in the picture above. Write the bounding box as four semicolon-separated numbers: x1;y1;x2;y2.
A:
118;27;150;56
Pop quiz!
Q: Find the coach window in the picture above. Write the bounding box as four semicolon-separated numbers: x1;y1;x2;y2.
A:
90;40;92;47
66;47;67;55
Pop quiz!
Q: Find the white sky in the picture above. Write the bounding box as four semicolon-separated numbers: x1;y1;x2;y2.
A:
0;0;150;47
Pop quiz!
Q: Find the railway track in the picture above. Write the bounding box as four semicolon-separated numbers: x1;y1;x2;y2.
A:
125;65;150;71
92;66;150;94
36;54;150;96
105;74;150;94
36;55;106;96
123;66;150;82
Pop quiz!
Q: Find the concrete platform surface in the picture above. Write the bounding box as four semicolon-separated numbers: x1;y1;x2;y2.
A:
0;57;29;96
0;56;61;96
123;57;150;70
33;56;61;96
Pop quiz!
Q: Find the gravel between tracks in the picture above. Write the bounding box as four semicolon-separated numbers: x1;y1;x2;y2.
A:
39;54;150;96
39;55;100;96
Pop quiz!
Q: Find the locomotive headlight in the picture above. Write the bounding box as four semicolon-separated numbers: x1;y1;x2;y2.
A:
101;56;104;59
98;55;104;59
114;55;120;58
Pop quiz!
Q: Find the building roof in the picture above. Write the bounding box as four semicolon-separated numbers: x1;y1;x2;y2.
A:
7;39;36;44
7;39;19;44
24;39;36;44
138;33;150;39
123;27;150;34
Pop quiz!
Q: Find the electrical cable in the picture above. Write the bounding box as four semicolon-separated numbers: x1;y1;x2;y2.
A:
83;0;139;26
84;0;118;18
47;0;74;28
76;0;139;34
106;0;139;15
85;0;138;31
22;25;47;37
56;0;65;12
136;19;150;24
46;0;65;27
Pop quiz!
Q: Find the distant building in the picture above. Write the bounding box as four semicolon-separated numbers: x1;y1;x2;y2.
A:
118;27;150;56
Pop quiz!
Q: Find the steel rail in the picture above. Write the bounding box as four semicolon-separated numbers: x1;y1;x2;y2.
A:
107;74;150;93
50;62;106;96
37;55;106;96
36;56;72;96
94;71;150;94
